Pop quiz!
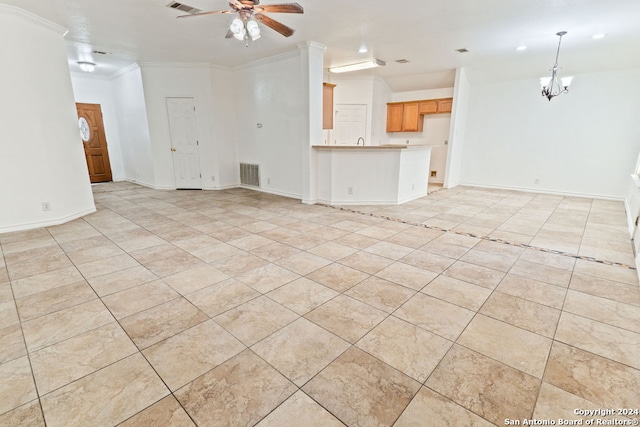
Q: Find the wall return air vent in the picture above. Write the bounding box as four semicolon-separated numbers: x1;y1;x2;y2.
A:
240;163;260;188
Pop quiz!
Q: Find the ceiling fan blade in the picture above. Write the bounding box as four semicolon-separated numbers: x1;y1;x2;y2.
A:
254;13;295;37
258;3;303;14
225;29;234;39
229;0;250;10
177;10;231;19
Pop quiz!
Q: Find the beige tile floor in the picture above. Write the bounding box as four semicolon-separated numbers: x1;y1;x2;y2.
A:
1;182;639;426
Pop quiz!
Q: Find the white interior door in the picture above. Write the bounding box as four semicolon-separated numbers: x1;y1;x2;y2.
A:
166;97;202;189
335;104;367;145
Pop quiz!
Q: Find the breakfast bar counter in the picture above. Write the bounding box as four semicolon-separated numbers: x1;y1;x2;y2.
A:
312;144;432;205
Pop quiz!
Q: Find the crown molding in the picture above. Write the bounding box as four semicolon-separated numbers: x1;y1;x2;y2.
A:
0;4;68;36
232;48;300;71
108;63;141;80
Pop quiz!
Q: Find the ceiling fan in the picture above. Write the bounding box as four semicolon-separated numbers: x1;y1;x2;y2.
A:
177;0;304;40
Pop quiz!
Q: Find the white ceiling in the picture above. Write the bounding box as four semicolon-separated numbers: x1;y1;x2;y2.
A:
5;0;640;91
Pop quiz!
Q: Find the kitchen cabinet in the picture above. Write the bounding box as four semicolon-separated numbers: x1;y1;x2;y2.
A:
386;97;453;132
402;102;422;132
437;98;452;113
386;101;423;132
323;83;336;129
387;102;423;132
386;103;404;132
419;100;438;114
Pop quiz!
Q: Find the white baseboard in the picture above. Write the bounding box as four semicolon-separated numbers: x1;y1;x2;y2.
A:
458;182;624;201
239;185;301;200
0;206;97;234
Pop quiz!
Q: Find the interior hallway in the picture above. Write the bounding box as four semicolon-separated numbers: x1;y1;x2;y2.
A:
1;182;639;426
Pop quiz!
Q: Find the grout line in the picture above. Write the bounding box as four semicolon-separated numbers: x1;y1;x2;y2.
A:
317;204;637;271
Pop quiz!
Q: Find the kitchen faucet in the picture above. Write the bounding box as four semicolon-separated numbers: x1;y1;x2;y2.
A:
357;137;364;146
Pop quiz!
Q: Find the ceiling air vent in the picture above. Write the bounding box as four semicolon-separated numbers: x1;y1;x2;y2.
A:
166;1;202;14
395;59;410;64
455;48;469;53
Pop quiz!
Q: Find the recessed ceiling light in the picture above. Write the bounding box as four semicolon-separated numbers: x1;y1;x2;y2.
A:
592;33;606;39
516;45;527;51
358;47;368;53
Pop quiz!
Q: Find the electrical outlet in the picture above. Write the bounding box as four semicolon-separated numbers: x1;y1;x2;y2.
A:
534;178;540;184
211;176;215;182
41;202;51;211
348;187;353;195
430;171;437;177
267;178;271;185
411;183;415;190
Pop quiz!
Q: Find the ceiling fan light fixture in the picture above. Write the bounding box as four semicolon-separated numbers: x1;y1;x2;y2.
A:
230;17;244;35
246;19;261;40
233;28;246;40
328;59;386;74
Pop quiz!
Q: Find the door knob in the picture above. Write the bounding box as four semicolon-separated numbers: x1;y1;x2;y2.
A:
171;148;176;152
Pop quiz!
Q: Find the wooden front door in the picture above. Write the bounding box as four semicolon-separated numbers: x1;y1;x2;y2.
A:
76;103;112;183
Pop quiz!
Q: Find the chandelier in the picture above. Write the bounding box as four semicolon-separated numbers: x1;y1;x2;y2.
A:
540;31;573;101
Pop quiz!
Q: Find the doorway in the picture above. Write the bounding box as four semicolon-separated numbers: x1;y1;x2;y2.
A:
76;103;113;183
335;104;367;145
424;114;451;186
166;97;202;189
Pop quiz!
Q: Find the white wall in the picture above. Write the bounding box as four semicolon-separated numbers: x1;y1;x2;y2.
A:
445;68;470;188
210;66;241;189
391;87;454;103
389;87;455;182
372;77;393;147
388;87;454;144
234;50;307;199
110;65;155;187
325;76;375;146
460;68;640;199
70;74;125;180
0;5;95;233
139;63;220;190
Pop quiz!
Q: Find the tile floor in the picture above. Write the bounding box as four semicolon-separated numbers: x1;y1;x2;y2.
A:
1;182;639;426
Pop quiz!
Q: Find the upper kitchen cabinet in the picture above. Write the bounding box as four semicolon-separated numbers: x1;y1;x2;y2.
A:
386;103;404;132
419;100;438;114
387;97;453;132
437;98;453;113
386;102;423;132
323;83;336;129
401;102;422;132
